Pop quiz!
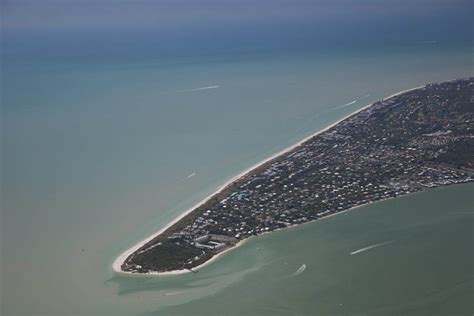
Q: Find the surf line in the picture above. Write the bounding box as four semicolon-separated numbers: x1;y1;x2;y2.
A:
350;240;394;255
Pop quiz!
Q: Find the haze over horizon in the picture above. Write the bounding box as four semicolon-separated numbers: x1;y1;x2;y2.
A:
2;0;472;59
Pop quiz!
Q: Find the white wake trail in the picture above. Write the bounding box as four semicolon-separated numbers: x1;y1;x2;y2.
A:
176;85;219;93
350;240;394;255
338;100;357;108
333;93;371;110
163;291;184;296
293;264;306;276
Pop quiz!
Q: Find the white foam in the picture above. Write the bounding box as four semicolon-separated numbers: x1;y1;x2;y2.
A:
350;240;394;255
187;172;196;179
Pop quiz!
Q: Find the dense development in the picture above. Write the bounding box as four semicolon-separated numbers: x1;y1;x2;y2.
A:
120;78;474;273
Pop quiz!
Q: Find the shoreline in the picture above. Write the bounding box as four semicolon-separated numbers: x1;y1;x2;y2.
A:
112;84;426;276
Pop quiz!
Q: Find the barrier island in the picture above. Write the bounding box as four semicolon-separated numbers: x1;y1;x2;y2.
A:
114;78;473;274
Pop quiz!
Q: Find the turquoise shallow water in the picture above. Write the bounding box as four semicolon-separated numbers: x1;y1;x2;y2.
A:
2;45;474;315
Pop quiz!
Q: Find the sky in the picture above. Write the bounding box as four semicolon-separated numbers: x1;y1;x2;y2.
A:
1;0;473;58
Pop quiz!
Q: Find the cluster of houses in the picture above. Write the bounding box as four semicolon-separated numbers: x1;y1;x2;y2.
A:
169;78;473;251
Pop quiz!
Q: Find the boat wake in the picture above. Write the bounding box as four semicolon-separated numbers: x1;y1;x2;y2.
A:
175;85;220;93
163;291;184;296
293;264;306;276
336;100;357;109
350;240;394;255
333;94;371;110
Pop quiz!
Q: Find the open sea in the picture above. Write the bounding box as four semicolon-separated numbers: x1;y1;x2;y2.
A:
2;42;473;315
